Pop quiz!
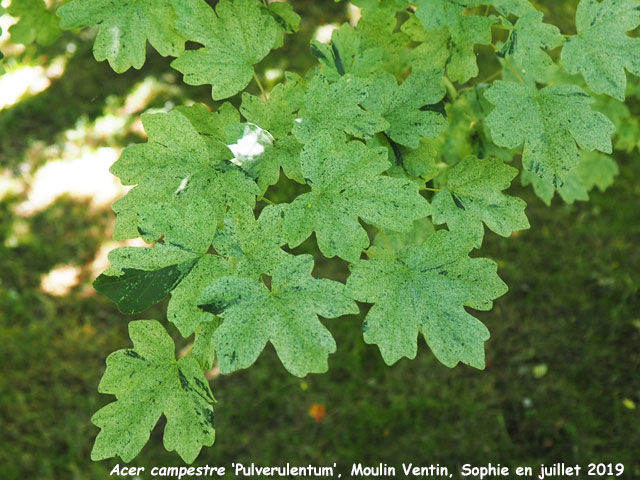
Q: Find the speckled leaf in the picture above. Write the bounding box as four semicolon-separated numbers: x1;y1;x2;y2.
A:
347;230;508;368
484;81;615;186
111;109;259;252
485;0;536;16
432;156;530;247
240;73;305;139
292;72;389;143
93;245;200;315
562;0;640;100
522;150;619;205
212;205;289;277
9;0;61;46
283;134;432;262
198;255;358;377
362;69;447;148
192;319;221;370
171;0;281;100
311;24;384;79
94;243;229;336
267;2;300;35
414;0;497;83
497;12;565;83
91;320;215;464
57;0;186;73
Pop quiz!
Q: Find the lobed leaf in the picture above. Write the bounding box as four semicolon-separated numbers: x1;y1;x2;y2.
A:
91;320;215;463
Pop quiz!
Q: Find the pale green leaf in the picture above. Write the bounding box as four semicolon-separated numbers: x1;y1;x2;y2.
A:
362;69;447;148
522;150;619;205
432;156;530;247
91;320;214;463
497;12;565;83
212;205;289;278
111;109;259;251
57;0;186;72
198;255;358;377
293;72;389;143
9;0;61;46
240;73;305;139
311;23;385;79
484;81;615;186
562;0;640;100
414;0;496;83
171;0;281;100
347;229;507;368
94;243;230;336
283;134;432;262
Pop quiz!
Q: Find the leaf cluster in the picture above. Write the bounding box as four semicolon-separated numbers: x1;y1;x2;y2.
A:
5;0;638;463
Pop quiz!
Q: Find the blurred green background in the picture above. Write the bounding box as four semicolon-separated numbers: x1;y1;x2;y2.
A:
0;1;638;479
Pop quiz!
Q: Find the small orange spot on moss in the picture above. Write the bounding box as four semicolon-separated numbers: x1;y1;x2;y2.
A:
308;403;326;422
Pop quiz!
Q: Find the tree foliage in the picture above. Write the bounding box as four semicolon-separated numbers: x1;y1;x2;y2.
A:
3;0;637;463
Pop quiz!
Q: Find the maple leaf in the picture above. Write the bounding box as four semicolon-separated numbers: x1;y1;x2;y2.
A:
484;81;614;186
8;0;60;47
240;73;305;140
212;205;289;278
110;108;259;252
57;0;186;72
198;255;358;377
283;134;431;263
293;72;389;143
347;230;508;368
432;156;530;247
497;11;565;83
414;0;496;83
362;69;447;148
171;0;282;100
91;320;215;463
522;151;619;205
311;24;385;79
562;0;640;100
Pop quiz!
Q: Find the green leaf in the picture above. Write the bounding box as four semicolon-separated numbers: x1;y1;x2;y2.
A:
355;0;412;76
198;255;358;377
94;243;230;336
192;318;221;370
484;81;615;186
522;151;619;205
414;0;496;83
283;134;432;262
94;246;200;315
91;320;215;464
8;0;61;46
212;205;289;278
362;69;447;148
235;74;306;191
352;0;411;15
57;0;186;73
293;72;389;143
347;230;508;368
486;0;536;16
562;0;640;100
577;151;619;191
432;156;530;247
497;12;565;83
226;126;303;194
171;0;281;100
111;108;259;252
267;1;301;35
311;24;384;79
240;73;305;139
